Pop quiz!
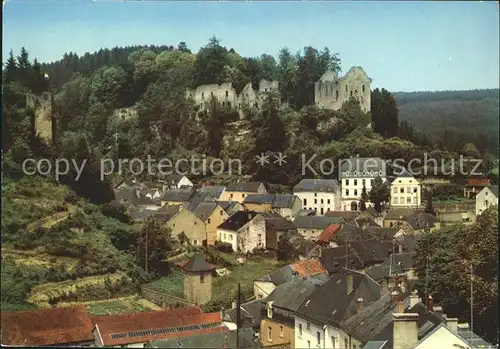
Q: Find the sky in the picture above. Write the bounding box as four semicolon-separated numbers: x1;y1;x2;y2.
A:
2;0;499;92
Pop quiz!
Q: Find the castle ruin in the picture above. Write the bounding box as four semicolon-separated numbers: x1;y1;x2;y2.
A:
186;66;371;116
26;92;54;143
314;66;371;113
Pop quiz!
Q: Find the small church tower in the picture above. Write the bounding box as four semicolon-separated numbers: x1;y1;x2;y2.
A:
180;253;214;305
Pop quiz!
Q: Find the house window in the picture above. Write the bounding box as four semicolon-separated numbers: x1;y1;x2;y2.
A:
354;189;358;196
222;101;225;106
268;327;272;342
211;91;214;97
327;199;331;204
200;102;203;109
200;273;205;283
230;193;234;199
414;187;418;193
317;332;321;345
400;188;404;194
393;197;398;205
202;92;205;99
485;200;489;206
345;190;349;196
321;199;324;204
228;101;231;107
350;91;353;97
354;179;358;186
407;197;411;204
226;91;229;97
307;340;311;348
172;224;175;228
346;179;349;186
314;199;317;204
207;218;211;224
320;207;324;215
193;240;198;245
314;193;317;197
331;336;336;348
393;187;398;194
299;324;303;336
280;325;284;337
407;187;412;194
229;234;233;241
336;90;339;99
304;199;307;206
242;194;245;198
346;85;348;92
220;210;223;215
362;85;365;92
307;323;311;331
362;179;366;186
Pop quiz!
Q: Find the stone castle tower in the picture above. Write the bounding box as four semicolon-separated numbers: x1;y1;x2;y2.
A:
180;253;215;305
314;66;371;113
26;92;54;144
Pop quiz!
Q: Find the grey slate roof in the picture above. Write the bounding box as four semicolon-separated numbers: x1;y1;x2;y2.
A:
180;253;214;272
367;227;400;240
341;292;407;343
340;157;387;177
366;252;418;281
157;204;181;217
403;213;437;230
295;269;381;327
243;193;299;209
261;212;296;231
161;186;195;202
320;246;366;272
223;299;264;330
226;182;264;192
293;216;344;229
148;328;259;348
362;341;389;349
394;167;415;178
293;179;339;193
191;203;217;222
187;191;216;211
217;211;260;231
265;277;325;312
457;326;493;348
258;265;295;285
216;200;241;215
198;186;226;199
163;174;185;184
488;185;499;197
294;209;317;217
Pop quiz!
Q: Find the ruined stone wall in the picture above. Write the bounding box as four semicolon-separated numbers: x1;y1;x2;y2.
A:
186;79;279;119
27;92;53;143
315;66;371;113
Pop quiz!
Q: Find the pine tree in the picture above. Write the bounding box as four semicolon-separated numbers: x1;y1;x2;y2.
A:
368;176;391;214
425;190;435;215
4;50;18;83
359;185;368;211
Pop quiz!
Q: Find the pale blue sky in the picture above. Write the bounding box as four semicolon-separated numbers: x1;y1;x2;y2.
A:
3;0;499;92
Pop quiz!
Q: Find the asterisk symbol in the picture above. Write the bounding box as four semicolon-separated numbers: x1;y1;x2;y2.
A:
255;153;270;166
274;153;287;166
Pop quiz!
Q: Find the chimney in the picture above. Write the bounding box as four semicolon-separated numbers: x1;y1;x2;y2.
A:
396;300;405;313
391;290;399;302
432;306;443;316
427;295;434;312
398;243;403;253
393;313;419;349
446;318;459;334
356;297;364;313
248;213;252;220
347;274;354;295
232;300;237;309
409;290;420;308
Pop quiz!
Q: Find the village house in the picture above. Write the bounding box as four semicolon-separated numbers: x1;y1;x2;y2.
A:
293;216;345;240
281;231;323;260
243;193;302;219
216;200;245;215
219;182;267;203
160;186;196;207
114;187;162;210
390;168;422;209
216;211;266;253
163;174;193;190
293;269;382;349
198;185;226;200
223;298;264;332
383;213;439;234
178;253;215;305
253;259;329;299
475;185;498;216
1;305;95;346
92;307;226;347
260;277;325;348
340;157;388;211
463;176;491;199
293;179;341;215
260;212;296;250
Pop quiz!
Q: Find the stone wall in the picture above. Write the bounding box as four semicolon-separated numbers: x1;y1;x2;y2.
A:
27;93;53;143
186;79;279;119
314;66;371;113
141;286;194;308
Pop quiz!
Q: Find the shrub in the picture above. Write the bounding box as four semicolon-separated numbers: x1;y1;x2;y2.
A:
214;241;233;253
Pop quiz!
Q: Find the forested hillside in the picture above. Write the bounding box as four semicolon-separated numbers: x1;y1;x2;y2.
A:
394;90;499;156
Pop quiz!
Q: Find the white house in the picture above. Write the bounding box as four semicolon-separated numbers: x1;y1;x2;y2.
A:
163;174;193;190
390;168;422;208
475;185;498;216
216;211;266;253
293;179;341;215
340;157;387;211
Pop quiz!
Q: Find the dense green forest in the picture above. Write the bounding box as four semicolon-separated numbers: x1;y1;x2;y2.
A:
394;90;499;156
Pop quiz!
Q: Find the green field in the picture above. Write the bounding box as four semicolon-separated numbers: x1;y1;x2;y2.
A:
84;296;160;316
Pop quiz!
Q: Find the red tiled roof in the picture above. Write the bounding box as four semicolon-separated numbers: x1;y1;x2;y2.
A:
317;223;342;244
1;305;94;346
93;307;226;346
467;178;490;186
290;259;327;277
